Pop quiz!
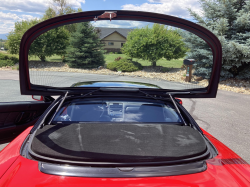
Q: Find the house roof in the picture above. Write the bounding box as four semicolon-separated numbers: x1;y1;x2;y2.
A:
96;27;134;40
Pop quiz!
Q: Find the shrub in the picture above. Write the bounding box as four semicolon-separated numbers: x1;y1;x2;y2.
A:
9;56;19;64
160;67;170;73
109;52;113;54
0;53;19;67
0;60;15;67
0;53;9;60
107;58;143;72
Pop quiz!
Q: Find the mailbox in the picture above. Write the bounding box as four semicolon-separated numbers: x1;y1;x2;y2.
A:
183;59;195;82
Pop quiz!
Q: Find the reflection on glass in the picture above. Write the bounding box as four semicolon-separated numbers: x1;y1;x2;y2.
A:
53;101;182;123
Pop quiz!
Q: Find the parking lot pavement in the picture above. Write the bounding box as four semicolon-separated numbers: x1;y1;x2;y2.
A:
182;91;250;163
0;70;32;102
0;143;9;152
0;70;250;163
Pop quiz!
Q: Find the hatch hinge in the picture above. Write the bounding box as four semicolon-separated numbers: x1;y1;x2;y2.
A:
48;91;69;125
94;11;117;22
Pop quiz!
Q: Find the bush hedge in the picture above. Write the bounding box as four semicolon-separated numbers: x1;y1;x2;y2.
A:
107;58;143;72
0;60;15;67
0;53;19;67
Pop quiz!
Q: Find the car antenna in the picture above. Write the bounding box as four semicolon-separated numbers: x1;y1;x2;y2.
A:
48;91;69;125
168;93;188;126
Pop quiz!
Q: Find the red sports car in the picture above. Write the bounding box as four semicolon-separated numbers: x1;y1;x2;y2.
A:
0;10;250;186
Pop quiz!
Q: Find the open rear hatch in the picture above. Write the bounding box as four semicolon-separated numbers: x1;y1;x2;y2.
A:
30;123;209;164
19;10;222;98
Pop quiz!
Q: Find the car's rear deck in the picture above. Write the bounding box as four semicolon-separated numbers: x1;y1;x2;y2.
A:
31;123;207;163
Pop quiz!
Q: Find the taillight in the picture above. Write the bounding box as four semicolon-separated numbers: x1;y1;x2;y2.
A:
32;95;44;101
175;98;183;105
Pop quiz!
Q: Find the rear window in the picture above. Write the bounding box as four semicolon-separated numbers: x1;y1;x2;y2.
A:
53;101;182;123
27;19;213;92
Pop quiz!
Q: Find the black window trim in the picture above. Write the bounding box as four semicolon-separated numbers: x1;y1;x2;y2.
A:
19;10;222;98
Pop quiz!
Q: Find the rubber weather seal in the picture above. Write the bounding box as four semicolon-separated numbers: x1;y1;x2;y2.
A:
39;161;207;178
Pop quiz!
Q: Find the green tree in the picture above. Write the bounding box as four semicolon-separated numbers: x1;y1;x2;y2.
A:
3;42;9;51
122;24;188;67
44;0;82;34
7;0;81;61
29;26;69;61
7;19;69;62
48;0;82;16
7;19;39;55
184;0;250;80
66;22;105;68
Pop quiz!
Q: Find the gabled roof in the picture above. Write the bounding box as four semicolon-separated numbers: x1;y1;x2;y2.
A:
96;27;134;40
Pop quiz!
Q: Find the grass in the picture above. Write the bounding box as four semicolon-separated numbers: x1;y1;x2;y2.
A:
0;51;16;56
135;58;183;68
104;54;127;64
104;54;183;68
29;55;62;62
0;51;183;69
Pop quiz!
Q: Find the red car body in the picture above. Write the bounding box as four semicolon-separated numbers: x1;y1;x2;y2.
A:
1;126;250;187
1;10;249;187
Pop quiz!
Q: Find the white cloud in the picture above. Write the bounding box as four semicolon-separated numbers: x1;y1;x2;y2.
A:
0;0;49;14
122;0;202;19
0;0;85;35
0;12;38;34
67;0;86;8
0;12;21;22
0;0;85;14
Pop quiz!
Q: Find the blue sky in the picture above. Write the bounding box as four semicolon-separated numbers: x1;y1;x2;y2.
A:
0;0;202;39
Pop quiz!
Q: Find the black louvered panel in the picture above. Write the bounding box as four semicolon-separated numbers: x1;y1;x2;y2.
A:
17;111;35;124
0;102;51;142
4;112;20;126
0;111;42;127
0;113;9;127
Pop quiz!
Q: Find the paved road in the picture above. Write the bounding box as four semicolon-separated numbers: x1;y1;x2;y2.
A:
0;70;250;163
182;92;250;163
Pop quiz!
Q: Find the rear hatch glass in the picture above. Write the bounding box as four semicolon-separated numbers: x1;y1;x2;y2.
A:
53;101;182;123
19;11;222;97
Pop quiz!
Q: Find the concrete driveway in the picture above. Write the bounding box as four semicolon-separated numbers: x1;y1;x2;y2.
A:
0;70;250;163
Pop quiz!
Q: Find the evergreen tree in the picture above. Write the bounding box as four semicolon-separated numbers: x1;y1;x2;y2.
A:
183;0;250;80
66;22;105;68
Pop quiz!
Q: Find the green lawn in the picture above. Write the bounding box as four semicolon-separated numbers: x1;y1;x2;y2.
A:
104;54;127;64
104;54;183;68
1;51;183;68
29;55;62;62
0;51;18;57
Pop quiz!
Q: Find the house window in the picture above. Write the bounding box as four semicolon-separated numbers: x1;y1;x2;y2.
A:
121;43;124;47
108;42;114;46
